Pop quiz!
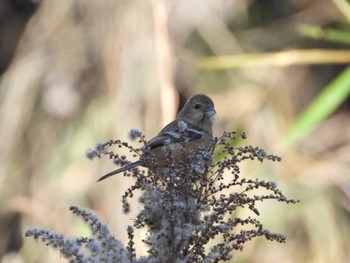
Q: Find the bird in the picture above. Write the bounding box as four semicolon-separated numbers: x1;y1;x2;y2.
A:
97;94;216;182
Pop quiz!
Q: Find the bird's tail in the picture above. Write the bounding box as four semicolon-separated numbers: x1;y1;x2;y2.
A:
97;161;142;182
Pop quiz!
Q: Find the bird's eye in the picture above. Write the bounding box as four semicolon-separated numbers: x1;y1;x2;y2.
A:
194;104;201;109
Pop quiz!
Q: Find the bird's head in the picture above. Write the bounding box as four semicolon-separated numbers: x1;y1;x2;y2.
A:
178;94;216;130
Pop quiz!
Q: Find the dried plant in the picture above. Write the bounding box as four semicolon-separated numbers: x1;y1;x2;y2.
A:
26;131;298;262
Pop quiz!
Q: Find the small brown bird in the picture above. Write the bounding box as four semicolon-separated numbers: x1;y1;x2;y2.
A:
98;94;216;182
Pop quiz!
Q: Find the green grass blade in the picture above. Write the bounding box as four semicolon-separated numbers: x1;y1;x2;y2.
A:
283;66;350;147
298;24;350;45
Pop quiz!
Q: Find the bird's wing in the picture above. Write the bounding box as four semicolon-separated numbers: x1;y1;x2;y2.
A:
146;121;205;149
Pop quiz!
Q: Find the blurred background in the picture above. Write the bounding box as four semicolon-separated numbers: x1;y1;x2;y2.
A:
0;0;350;262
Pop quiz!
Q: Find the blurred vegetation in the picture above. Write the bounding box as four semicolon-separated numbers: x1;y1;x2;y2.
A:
0;0;350;262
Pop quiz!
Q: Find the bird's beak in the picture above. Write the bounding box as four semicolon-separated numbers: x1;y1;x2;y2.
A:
206;106;216;118
206;106;216;125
